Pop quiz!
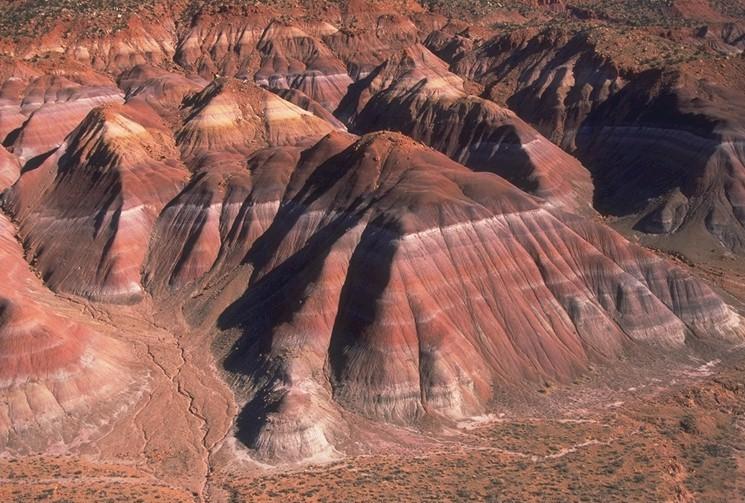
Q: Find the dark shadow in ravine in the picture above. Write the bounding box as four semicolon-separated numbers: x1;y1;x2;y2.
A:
19;148;56;175
217;138;380;379
224;205;366;448
575;69;719;217
326;214;402;394
350;86;539;196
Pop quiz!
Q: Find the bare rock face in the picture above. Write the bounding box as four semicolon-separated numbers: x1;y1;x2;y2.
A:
2;77;338;305
174;9;274;80
143;81;348;296
340;46;594;212
22;13;178;73
143;145;305;294
0;213;140;452
174;10;354;110
696;22;745;54
5;104;189;303
170;4;431;111
10;82;122;163
324;12;423;79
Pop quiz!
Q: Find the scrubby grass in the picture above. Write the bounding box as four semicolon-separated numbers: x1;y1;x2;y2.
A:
0;0;157;38
421;0;535;18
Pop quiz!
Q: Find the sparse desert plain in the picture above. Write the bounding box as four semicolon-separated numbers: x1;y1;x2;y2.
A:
0;0;744;501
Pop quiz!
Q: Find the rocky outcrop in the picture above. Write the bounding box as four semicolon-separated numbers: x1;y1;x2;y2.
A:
696;22;745;54
117;64;208;122
428;25;745;252
174;9;274;80
143;144;306;294
174;10;353;110
254;21;353;112
142;79;348;296
324;13;422;79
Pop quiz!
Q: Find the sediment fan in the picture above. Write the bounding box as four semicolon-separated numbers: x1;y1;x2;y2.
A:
0;0;743;498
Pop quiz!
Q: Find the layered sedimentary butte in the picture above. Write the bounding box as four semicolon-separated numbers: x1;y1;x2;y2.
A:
0;0;743;470
0;213;140;451
427;27;624;151
339;45;594;212
5;103;189;302
427;23;745;252
210;131;742;460
0;69;124;163
576;70;745;251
